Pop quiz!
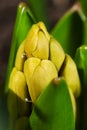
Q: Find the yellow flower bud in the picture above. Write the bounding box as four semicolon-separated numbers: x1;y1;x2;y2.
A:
8;67;30;123
50;37;65;71
7;21;81;129
24;57;58;103
23;21;81;104
60;54;81;97
15;40;26;71
24;22;50;59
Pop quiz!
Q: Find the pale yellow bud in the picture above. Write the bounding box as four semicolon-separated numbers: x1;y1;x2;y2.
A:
24;22;50;59
24;57;58;103
23;57;41;81
37;22;50;39
15;40;26;71
50;37;65;71
8;21;81;129
8;67;30;120
60;54;81;97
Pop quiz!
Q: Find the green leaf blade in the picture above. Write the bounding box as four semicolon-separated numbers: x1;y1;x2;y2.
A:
51;3;86;58
29;78;75;130
79;0;87;17
75;45;87;86
4;2;35;93
27;0;49;29
75;45;87;130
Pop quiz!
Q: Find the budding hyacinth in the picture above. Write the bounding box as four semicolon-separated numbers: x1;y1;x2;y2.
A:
8;22;81;124
24;22;66;103
24;21;81;105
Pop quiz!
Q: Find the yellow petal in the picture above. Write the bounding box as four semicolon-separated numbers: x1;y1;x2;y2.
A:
37;21;50;40
24;24;39;57
32;30;49;59
28;60;58;103
8;67;30;120
24;22;50;59
15;40;26;71
24;57;41;81
50;37;65;71
60;54;81;97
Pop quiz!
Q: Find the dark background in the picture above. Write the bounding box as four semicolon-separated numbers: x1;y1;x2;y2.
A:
0;0;76;93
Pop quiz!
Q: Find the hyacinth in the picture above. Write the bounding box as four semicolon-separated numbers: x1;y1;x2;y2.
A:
8;21;81;107
8;22;81;130
22;22;81;103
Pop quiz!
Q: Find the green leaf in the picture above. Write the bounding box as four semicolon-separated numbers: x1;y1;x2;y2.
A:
4;2;35;93
27;0;50;29
79;0;87;16
29;78;75;130
75;45;87;86
82;20;87;44
75;45;87;130
51;2;86;58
